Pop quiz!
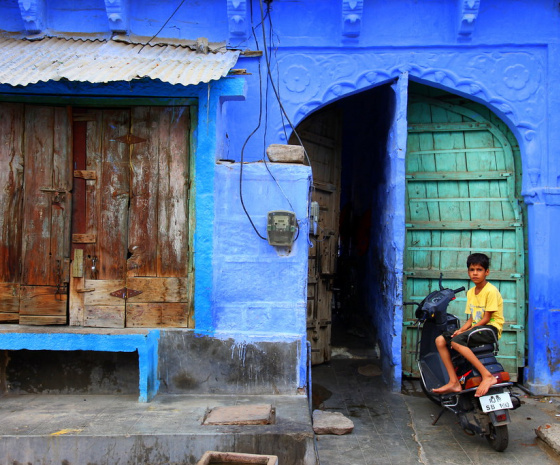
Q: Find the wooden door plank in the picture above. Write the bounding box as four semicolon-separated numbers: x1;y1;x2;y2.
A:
126;303;189;327
156;106;190;277
21;106;55;286
0;283;20;315
98;110;130;280
126;277;188;302
84;110;104;279
293;107;341;364
84;305;125;328
82;279;126;306
19;285;67;316
50;107;73;288
0;103;24;285
128;107;160;277
19;315;67;325
83;279;125;328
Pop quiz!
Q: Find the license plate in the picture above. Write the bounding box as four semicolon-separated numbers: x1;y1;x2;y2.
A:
479;392;513;412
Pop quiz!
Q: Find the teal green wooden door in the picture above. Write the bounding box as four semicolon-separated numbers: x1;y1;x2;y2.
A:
402;93;526;381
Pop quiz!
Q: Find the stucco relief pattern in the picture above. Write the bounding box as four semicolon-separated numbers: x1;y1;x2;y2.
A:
18;0;45;34
274;49;545;193
458;0;480;40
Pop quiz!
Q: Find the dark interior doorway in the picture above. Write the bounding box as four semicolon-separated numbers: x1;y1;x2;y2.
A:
296;83;397;375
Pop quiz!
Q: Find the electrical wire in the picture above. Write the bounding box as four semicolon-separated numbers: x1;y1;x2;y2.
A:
238;3;268;240
258;0;315;247
239;0;315;243
261;8;296;214
258;0;313;169
259;1;312;240
138;0;187;53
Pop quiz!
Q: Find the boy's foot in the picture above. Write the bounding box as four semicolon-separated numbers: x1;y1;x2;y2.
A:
432;381;462;395
475;375;497;397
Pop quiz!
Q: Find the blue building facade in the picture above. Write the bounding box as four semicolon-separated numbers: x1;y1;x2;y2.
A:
0;0;558;396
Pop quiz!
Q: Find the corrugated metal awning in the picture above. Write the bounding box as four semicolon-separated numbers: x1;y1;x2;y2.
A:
0;36;240;87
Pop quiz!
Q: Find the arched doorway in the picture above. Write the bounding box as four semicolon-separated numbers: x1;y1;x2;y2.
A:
292;79;526;386
403;82;526;381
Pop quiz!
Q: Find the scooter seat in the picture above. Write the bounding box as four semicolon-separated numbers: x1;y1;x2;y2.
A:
470;343;495;354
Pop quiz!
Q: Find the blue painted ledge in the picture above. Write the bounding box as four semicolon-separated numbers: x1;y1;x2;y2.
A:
0;326;160;402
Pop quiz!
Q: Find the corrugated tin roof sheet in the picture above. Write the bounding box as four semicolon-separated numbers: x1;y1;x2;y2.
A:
0;37;240;87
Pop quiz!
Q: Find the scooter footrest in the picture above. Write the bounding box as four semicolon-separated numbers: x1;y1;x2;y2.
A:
440;394;460;407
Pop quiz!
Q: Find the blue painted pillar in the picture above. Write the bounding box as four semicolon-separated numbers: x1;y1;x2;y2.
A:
192;78;246;334
525;200;560;394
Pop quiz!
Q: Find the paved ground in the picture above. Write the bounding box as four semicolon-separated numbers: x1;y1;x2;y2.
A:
0;393;315;464
312;350;560;465
1;340;559;464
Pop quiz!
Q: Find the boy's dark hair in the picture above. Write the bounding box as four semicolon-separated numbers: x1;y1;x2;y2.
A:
467;253;490;270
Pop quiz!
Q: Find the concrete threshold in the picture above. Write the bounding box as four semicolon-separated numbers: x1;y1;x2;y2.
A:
0;393;316;465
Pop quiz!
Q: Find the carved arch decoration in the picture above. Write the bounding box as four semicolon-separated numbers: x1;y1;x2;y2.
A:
271;50;545;200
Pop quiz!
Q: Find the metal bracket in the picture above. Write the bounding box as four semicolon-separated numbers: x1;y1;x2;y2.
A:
115;133;146;145
110;287;142;299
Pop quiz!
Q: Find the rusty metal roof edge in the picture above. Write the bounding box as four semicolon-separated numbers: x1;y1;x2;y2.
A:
112;34;228;52
0;35;241;87
0;31;230;52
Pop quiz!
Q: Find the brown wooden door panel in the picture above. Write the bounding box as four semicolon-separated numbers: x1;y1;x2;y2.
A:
19;106;72;324
0;103;24;285
128;107;191;278
82;279;126;327
126;277;189;302
19;285;67;314
98;110;131;280
0;284;20;321
19;285;67;325
126;303;190;328
292;107;341;365
155;107;190;277
127;107;160;277
21;106;56;286
84;306;126;328
70;106;192;328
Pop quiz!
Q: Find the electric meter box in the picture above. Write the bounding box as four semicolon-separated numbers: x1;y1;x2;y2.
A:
267;210;297;246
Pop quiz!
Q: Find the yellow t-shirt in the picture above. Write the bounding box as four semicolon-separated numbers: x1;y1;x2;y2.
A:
465;282;504;338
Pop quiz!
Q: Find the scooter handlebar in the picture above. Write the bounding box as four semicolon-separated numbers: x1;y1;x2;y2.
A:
452;286;466;294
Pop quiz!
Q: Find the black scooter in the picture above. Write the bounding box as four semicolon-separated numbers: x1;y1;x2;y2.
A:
404;274;521;452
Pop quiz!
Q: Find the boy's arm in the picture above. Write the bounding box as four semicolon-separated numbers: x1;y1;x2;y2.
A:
473;310;492;327
453;317;473;336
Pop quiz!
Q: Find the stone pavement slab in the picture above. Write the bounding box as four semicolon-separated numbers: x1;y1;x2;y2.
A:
204;404;274;425
536;423;560;456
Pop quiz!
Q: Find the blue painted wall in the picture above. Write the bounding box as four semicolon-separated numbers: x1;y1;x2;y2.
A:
1;0;560;393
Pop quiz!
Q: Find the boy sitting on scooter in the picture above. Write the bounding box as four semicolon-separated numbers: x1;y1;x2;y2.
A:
432;253;505;398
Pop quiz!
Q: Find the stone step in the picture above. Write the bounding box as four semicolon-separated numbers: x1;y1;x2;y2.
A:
0;394;316;465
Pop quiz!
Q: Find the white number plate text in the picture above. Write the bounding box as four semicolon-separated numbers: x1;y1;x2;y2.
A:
479;392;513;412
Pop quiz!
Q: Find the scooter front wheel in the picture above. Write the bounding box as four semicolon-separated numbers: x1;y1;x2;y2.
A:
485;423;508;452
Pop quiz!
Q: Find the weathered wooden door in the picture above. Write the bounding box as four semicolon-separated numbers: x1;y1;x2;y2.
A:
0;104;72;325
69;107;193;328
291;107;342;365
402;92;526;380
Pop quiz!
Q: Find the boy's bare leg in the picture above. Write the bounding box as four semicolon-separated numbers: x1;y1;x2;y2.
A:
432;336;462;394
451;342;497;397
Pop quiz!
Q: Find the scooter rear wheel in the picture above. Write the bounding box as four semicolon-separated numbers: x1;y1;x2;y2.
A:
485;423;508;452
420;377;442;406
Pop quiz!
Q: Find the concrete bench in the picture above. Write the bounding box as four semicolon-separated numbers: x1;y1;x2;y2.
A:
0;326;160;402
